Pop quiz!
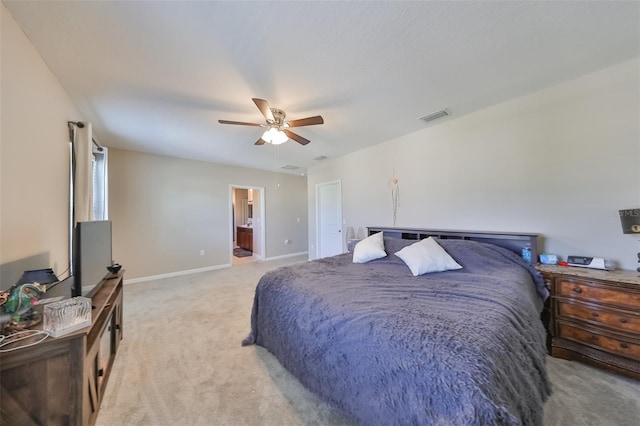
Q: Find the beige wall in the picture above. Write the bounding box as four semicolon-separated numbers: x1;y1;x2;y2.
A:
0;5;84;288
109;149;308;280
1;2;308;284
308;59;640;271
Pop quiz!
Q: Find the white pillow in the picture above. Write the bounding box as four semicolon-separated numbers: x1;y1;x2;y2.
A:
352;232;387;263
394;237;462;276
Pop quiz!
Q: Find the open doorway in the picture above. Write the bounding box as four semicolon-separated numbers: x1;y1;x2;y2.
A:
230;185;265;265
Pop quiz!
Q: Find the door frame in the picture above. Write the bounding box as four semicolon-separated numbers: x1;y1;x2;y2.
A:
315;179;343;259
229;184;265;264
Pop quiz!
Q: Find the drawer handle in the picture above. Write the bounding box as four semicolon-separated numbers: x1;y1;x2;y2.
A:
620;342;629;349
591;312;599;318
619;318;628;324
572;287;582;294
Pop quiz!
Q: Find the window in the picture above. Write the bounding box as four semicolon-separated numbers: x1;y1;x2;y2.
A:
92;147;109;220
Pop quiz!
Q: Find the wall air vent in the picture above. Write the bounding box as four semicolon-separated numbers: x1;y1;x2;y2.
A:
280;164;300;170
314;155;328;161
419;109;450;124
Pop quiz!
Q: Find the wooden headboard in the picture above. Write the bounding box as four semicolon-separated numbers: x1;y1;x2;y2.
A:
368;227;539;266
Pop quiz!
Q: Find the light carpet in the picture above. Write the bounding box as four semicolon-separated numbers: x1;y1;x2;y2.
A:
97;256;640;426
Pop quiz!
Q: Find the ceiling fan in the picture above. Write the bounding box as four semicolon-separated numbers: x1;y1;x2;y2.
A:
218;98;324;146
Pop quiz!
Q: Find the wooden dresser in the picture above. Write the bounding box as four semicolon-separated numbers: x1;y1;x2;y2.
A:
0;272;124;425
538;265;640;380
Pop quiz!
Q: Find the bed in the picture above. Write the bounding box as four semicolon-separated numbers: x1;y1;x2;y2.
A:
243;227;551;425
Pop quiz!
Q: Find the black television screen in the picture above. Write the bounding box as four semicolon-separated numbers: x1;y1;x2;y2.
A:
74;220;112;297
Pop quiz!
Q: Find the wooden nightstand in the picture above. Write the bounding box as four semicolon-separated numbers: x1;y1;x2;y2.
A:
538;265;640;380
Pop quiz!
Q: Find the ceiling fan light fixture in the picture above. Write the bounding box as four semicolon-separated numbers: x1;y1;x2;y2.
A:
220;98;322;146
262;127;288;145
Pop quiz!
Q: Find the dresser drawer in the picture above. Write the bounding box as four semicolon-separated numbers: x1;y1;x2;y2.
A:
557;301;640;334
557;279;640;309
539;265;640;380
557;322;640;359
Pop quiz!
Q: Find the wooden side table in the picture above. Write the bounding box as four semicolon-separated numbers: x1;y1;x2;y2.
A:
538;265;640;380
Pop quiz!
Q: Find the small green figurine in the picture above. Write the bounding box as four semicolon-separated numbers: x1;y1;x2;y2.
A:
0;282;46;334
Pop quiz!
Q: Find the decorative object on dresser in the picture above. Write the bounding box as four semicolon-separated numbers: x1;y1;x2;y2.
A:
0;282;46;334
619;208;640;272
539;265;639;380
42;296;92;338
107;262;122;274
0;271;124;425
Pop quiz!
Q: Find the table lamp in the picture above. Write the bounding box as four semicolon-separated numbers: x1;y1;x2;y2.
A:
346;226;358;252
619;208;640;272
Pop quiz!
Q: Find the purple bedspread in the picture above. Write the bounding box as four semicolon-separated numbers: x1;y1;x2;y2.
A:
243;238;551;425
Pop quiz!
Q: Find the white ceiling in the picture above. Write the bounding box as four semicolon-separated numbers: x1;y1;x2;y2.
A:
4;1;639;175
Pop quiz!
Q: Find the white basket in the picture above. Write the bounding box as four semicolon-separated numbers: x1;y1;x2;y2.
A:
43;297;92;338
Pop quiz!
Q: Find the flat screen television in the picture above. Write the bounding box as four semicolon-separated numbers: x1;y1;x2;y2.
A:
74;220;112;297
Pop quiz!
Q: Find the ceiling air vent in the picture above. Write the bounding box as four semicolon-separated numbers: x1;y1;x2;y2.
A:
314;155;328;161
419;109;449;124
280;164;300;170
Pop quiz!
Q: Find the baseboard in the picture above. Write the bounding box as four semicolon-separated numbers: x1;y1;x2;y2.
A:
124;253;307;284
124;263;231;284
264;251;308;261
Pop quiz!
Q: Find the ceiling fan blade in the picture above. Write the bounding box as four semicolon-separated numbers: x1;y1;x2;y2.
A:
255;138;266;145
252;98;275;123
283;129;310;145
286;115;324;128
218;120;262;126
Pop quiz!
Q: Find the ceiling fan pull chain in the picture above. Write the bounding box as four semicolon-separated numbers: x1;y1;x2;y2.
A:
273;144;281;189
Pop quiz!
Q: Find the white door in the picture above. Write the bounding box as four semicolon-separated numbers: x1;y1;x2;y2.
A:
316;180;343;258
